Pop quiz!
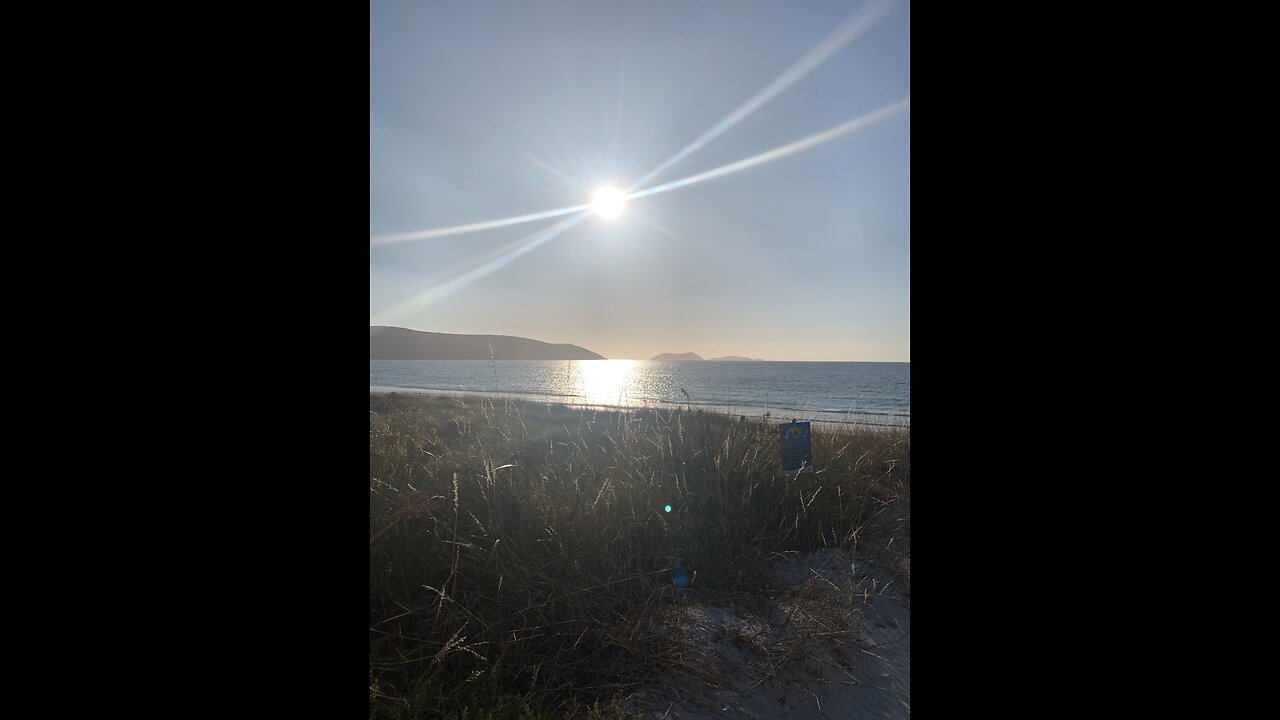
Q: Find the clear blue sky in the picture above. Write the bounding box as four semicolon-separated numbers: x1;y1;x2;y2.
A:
371;0;909;361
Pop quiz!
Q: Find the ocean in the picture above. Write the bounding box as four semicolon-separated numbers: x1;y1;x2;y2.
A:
370;359;909;429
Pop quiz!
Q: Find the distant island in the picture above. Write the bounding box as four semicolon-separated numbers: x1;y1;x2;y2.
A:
650;352;766;361
371;327;604;360
650;352;704;362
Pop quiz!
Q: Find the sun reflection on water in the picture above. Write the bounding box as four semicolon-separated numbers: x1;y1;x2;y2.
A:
563;359;640;407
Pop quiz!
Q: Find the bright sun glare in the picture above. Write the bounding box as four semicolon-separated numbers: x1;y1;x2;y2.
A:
591;186;626;220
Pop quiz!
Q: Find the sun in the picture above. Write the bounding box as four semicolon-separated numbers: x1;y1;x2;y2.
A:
591;186;626;220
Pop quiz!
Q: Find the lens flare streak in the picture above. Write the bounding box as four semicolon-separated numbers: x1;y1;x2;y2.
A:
370;203;592;246
371;211;591;321
627;0;901;192
370;1;901;249
371;97;907;253
627;98;909;201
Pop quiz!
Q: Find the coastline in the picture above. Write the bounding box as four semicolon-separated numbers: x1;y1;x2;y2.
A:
369;385;910;430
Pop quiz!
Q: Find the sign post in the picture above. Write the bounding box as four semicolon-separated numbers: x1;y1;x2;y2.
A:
779;420;814;475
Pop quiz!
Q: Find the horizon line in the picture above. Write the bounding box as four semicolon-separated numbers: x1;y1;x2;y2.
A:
370;325;907;363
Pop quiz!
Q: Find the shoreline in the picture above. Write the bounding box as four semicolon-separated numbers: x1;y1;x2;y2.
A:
370;385;910;430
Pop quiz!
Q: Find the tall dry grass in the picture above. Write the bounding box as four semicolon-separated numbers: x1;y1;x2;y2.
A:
369;393;909;719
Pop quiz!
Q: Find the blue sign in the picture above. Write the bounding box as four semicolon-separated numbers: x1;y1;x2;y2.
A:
779;421;813;473
672;567;689;588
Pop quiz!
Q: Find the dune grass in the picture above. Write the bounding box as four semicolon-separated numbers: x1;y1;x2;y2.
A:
369;392;909;719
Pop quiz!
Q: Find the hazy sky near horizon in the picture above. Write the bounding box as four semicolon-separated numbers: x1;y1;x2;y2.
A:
371;0;909;361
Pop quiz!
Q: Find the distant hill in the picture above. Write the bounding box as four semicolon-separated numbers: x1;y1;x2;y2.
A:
708;356;764;361
650;352;704;361
371;327;604;360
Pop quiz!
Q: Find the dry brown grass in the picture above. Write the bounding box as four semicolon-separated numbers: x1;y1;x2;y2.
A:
369;393;909;719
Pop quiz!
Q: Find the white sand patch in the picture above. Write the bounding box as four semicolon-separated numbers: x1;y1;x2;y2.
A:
627;550;909;719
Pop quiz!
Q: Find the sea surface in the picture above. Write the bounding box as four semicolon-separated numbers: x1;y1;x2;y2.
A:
370;360;909;428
